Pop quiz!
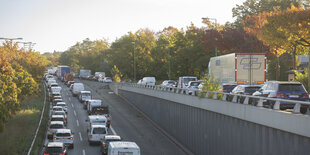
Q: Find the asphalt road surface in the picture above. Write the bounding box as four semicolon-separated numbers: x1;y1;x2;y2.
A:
44;78;187;155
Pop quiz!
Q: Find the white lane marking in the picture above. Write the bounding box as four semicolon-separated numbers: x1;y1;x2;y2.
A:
79;132;83;141
82;149;86;155
110;125;117;135
74;110;77;116
71;103;73;108
76;120;79;126
69;97;71;101
67;92;69;96
72;104;74;108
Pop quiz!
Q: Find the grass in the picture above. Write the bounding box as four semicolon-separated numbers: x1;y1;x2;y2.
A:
0;83;46;155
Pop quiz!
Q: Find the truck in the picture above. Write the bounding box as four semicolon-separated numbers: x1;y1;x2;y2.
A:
208;53;266;84
90;105;111;128
79;69;91;79
87;99;102;114
94;72;105;81
108;141;140;155
56;66;71;81
177;76;198;88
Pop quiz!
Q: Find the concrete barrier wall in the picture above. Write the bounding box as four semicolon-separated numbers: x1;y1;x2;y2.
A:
112;84;310;155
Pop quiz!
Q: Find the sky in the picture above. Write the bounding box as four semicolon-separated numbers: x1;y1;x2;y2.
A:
0;0;245;53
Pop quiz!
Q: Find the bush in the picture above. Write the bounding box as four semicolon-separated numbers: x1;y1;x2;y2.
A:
294;69;309;92
199;74;222;99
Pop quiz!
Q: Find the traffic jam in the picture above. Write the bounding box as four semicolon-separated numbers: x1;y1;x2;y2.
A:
43;71;140;155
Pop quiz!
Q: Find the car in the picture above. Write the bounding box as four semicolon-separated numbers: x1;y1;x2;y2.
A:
137;79;142;84
88;75;94;80
252;81;309;113
47;121;65;140
52;95;62;102
187;81;201;95
88;124;108;144
229;85;261;103
100;135;122;155
52;111;67;121
102;77;113;83
160;80;176;87
141;77;156;86
49;83;59;89
79;91;92;103
50;91;61;101
52;106;65;112
51;115;67;126
66;81;75;87
221;83;237;93
53;99;64;106
56;102;68;113
43;142;67;155
53;129;74;149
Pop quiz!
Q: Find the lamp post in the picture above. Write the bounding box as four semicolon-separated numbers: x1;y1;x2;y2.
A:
17;42;36;51
132;42;136;82
202;17;218;56
0;37;23;41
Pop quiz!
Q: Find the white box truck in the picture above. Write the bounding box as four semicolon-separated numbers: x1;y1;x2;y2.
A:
208;53;266;84
177;76;198;88
87;100;102;114
79;69;91;79
108;141;140;155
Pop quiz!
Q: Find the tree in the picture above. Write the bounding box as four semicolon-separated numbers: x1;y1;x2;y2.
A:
232;0;304;27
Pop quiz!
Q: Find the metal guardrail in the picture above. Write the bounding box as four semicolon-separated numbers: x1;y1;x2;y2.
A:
116;82;310;114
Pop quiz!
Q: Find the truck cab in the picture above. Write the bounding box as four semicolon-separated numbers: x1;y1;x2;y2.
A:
178;76;197;88
79;91;91;103
88;124;107;144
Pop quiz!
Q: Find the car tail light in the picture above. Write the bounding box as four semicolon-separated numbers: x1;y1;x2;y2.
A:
276;93;285;97
302;94;308;98
59;153;65;155
90;135;92;139
104;144;108;147
54;137;57;140
44;153;49;155
69;137;73;140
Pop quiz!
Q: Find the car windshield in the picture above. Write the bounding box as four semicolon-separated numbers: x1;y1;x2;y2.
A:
279;84;305;92
93;128;106;134
223;85;237;93
51;118;64;122
168;81;175;84
92;120;105;124
190;82;200;86
54;112;65;116
245;87;261;94
53;108;63;111
83;93;91;96
50;124;64;129
184;78;196;85
45;147;63;153
56;133;71;137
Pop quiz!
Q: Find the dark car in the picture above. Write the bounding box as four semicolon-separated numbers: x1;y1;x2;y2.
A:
230;85;261;103
100;135;122;155
222;83;237;93
43;142;67;155
252;81;309;113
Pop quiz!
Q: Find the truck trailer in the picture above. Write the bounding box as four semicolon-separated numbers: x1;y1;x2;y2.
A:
208;53;266;84
56;65;70;81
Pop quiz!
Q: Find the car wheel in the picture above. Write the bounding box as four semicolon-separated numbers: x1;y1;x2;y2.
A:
300;107;307;114
71;144;74;149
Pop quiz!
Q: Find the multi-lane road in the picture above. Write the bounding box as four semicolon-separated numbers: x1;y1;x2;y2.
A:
46;78;186;155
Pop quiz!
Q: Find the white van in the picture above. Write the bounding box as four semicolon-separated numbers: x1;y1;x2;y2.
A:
141;77;156;86
108;141;140;155
87;100;102;114
79;91;91;103
51;86;62;93
72;83;84;96
177;76;198;88
87;115;107;132
88;124;107;144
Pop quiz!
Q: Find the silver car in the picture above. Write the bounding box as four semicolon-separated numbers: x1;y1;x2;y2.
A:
56;102;68;113
47;121;65;140
54;129;74;149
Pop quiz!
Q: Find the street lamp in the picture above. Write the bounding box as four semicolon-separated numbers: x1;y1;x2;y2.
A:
132;42;136;82
202;17;218;56
17;42;36;51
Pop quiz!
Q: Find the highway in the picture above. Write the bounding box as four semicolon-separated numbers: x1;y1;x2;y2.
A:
45;78;187;155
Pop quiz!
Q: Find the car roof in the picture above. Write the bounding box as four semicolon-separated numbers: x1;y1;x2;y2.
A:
56;102;66;105
50;121;64;125
91;124;106;128
47;142;64;147
54;99;63;101
56;129;71;133
53;106;63;109
89;115;106;120
52;115;64;118
109;141;139;148
267;81;301;84
105;135;121;140
80;91;91;93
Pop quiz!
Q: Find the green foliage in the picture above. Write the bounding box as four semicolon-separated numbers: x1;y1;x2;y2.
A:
294;69;309;92
111;65;122;82
199;74;222;99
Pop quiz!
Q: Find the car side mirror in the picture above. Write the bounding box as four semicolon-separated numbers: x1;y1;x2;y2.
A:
258;89;263;92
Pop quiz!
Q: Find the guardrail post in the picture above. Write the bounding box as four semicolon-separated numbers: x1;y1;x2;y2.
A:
243;96;249;105
205;92;209;98
273;100;280;110
192;91;196;96
222;94;227;101
293;103;301;113
232;95;238;103
257;98;263;107
213;92;217;100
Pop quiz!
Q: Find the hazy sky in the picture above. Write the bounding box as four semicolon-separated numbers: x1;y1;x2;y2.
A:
0;0;244;53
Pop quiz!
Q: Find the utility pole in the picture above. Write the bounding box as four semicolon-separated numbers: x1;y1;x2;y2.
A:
132;42;136;82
